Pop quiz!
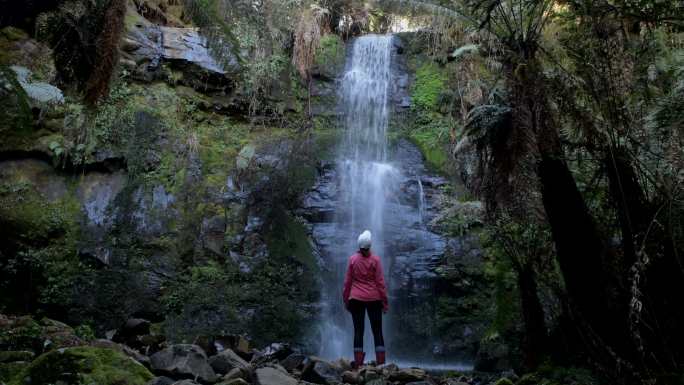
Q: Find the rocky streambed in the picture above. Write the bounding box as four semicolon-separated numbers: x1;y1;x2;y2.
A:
0;313;520;385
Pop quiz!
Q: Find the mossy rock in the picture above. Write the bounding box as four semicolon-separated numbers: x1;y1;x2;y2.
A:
0;351;34;363
0;316;42;352
495;378;515;385
0;361;29;383
411;62;447;110
516;373;541;385
11;346;154;385
313;34;345;79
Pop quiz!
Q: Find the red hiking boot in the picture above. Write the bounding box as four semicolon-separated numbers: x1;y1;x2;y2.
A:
352;351;365;369
376;349;385;365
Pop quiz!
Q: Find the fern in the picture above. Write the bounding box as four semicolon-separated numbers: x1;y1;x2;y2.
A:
293;5;330;80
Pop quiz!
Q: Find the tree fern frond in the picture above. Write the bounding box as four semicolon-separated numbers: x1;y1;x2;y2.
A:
374;0;472;23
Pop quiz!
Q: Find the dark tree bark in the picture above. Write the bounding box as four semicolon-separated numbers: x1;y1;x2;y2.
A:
516;262;547;370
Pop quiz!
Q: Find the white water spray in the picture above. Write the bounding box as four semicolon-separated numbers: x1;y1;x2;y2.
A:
318;34;399;359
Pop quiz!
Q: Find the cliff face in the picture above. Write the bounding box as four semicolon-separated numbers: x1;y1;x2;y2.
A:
0;0;507;370
0;1;339;346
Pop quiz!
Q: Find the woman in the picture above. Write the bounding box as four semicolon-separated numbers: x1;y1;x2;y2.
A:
342;230;389;368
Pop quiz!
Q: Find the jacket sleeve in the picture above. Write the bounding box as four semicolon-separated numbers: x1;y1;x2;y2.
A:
342;256;353;306
375;257;389;311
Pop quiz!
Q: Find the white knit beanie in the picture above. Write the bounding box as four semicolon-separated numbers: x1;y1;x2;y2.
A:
358;230;372;250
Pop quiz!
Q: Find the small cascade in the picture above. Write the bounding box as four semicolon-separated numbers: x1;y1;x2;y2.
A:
417;178;426;225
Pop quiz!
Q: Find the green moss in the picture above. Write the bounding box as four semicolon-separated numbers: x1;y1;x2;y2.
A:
11;347;153;385
265;210;315;272
0;317;42;352
494;378;515;385
315;34;345;68
410;128;448;171
412;62;447;110
0;361;29;383
0;351;34;363
0;175;85;313
396;110;456;174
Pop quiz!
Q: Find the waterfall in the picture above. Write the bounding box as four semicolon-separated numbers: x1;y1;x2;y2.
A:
318;34;399;359
313;34;472;370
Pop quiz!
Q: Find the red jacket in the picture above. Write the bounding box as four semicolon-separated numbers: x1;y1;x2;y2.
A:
343;251;389;311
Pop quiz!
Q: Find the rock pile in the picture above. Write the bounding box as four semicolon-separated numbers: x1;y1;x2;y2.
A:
0;314;503;385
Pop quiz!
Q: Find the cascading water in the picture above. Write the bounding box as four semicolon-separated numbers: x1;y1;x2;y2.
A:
311;33;472;370
317;34;399;359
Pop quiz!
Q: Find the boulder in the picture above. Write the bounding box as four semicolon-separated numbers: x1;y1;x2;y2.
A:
377;363;398;377
148;377;176;385
12;346;153;385
113;318;151;345
341;370;361;384
255;366;298;385
39;317;84;351
217;379;249;385
208;348;250;375
91;339;151;368
280;352;306;372
150;344;217;383
254;342;293;362
388;368;427;383
301;359;342;384
361;367;383;383
223;367;249;381
171;381;201;385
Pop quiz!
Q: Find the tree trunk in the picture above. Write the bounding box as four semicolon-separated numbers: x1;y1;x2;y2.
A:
516;262;547;370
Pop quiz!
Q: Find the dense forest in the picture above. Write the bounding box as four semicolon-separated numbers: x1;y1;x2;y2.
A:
0;0;682;385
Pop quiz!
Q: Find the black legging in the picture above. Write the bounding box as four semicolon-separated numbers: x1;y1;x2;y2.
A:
348;299;384;352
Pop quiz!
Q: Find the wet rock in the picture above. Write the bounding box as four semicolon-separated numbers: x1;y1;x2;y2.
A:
301;359;342;384
377;363;398;377
124;18;239;92
150;344;217;383
223;367;249;382
280;352;307;372
113;318;151;344
388;368;427;383
361;367;383;382
171;381;201;385
341;370;361;384
202;215;228;256
255;366;298;385
148;377;176;385
217;379;250;385
258;342;293;361
209;348;250;375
